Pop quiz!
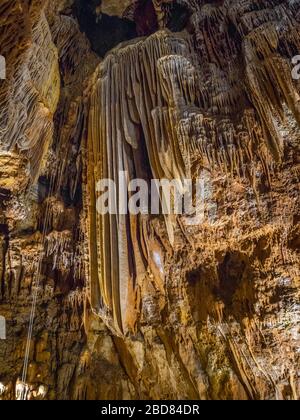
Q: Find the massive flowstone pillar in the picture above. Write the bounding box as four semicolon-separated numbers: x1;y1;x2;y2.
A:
84;31;198;335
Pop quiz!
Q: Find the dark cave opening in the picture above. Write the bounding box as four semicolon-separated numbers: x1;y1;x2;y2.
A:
72;0;191;57
167;2;191;33
72;0;137;57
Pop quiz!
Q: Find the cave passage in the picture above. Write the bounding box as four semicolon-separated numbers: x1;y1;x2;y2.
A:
72;0;190;56
73;0;137;57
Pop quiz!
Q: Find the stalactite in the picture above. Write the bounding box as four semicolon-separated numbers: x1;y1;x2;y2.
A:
0;383;6;397
65;288;85;310
0;7;60;182
84;0;300;339
243;21;300;160
45;230;73;272
84;31;200;336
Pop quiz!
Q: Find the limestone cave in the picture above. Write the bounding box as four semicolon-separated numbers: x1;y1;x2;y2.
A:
0;0;299;401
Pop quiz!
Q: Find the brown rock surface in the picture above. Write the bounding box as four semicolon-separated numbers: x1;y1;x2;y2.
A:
100;0;133;17
0;0;299;400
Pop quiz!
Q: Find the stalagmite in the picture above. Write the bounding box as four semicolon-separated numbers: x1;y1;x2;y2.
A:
0;383;6;396
15;380;29;401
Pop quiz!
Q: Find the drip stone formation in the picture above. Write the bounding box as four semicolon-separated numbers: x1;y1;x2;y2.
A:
0;0;300;400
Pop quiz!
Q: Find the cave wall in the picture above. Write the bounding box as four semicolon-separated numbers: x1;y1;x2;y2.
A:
0;0;300;400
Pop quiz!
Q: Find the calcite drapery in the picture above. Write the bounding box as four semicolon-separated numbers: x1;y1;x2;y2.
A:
1;0;134;401
85;31;197;335
0;0;60;183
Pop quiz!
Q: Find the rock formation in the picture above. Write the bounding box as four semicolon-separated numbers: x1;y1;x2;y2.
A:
0;0;299;400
